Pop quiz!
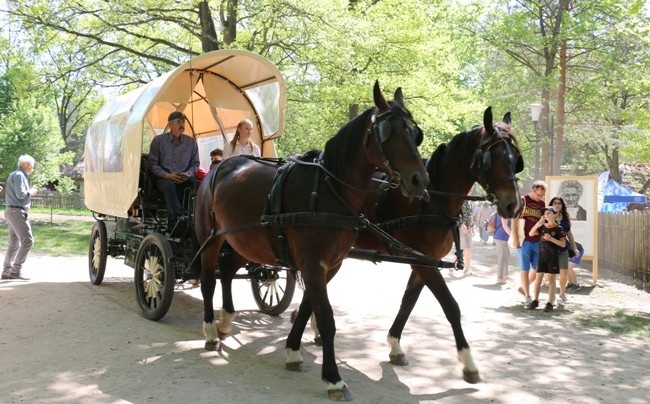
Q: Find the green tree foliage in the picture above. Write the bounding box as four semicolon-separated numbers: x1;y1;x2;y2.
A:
0;91;73;185
2;0;649;189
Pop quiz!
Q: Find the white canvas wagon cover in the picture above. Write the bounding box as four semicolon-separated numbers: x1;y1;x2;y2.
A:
84;50;286;217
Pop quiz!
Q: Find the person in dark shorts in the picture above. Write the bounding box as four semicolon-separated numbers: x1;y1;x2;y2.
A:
527;205;566;312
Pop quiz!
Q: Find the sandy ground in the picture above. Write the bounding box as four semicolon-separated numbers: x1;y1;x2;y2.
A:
1;223;650;403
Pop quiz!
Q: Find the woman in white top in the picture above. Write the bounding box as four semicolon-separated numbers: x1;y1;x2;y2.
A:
223;119;261;158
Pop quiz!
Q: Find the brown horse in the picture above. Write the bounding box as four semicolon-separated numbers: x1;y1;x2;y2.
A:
194;81;428;400
293;107;522;384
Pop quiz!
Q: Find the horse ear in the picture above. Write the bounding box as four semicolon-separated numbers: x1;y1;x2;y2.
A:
503;112;511;125
394;87;404;106
373;80;389;110
483;106;494;135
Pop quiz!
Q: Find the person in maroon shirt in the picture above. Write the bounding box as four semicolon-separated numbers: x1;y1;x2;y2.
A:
511;180;546;305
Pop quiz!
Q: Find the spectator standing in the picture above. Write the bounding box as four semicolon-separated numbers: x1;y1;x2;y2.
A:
511;180;547;305
549;196;579;303
458;199;474;276
2;155;38;281
493;213;511;284
476;202;493;244
528;205;566;312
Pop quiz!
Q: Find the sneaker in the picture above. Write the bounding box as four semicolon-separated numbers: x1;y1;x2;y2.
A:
543;302;554;312
463;269;473;276
567;283;581;291
3;273;29;280
527;299;539;309
558;293;567;303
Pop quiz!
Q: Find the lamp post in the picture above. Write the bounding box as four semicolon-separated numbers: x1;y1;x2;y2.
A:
529;103;555;176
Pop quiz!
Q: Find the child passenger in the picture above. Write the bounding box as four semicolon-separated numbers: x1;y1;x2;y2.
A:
527;205;566;312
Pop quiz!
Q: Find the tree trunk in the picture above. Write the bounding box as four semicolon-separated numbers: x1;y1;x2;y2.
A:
556;4;569;176
199;1;220;52
220;0;238;45
348;104;359;120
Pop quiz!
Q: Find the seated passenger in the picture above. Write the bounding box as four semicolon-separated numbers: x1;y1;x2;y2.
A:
210;148;224;169
148;111;199;230
222;118;261;158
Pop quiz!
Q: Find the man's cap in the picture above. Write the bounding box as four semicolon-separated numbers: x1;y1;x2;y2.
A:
541;205;557;214
168;111;185;122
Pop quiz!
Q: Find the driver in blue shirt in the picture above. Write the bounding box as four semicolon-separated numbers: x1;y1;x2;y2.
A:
148;111;199;232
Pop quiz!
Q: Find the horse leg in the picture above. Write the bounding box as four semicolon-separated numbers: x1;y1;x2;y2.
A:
387;270;425;366
412;266;480;383
215;248;247;340
310;280;351;400
285;293;314;371
200;247;221;351
288;264;341;348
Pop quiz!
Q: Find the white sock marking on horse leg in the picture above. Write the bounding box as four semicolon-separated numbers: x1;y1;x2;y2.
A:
327;380;348;391
458;348;478;372
217;308;236;336
203;320;218;342
285;348;304;364
387;335;405;357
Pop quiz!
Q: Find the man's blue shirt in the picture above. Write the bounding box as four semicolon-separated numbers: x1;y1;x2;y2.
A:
148;132;199;178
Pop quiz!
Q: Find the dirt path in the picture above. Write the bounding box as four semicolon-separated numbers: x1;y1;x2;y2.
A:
1;239;649;403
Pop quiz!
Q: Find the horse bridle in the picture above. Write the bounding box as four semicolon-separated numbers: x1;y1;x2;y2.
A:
470;124;523;198
367;107;423;189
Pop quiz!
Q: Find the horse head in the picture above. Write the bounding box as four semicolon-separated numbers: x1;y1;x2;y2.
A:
366;80;428;197
470;106;523;218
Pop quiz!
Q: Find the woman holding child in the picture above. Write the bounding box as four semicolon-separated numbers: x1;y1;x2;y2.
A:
549;196;581;303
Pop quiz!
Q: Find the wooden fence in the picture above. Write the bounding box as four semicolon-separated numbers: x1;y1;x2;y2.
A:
599;211;650;289
0;190;86;210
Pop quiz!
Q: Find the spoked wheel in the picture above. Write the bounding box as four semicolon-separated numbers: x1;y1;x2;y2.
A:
134;233;175;321
88;220;107;285
250;265;297;316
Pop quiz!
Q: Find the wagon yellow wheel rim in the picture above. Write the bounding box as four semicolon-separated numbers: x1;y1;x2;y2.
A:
144;255;165;299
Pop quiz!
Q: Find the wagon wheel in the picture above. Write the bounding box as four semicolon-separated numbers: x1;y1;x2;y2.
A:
88;220;107;285
134;233;175;321
250;265;297;316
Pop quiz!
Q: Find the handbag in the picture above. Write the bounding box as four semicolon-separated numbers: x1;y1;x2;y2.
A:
568;246;576;258
486;213;497;235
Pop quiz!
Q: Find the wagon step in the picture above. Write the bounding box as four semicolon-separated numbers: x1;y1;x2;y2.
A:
347;248;442;268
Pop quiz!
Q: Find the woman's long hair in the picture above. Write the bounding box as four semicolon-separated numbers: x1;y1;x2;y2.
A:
230;119;254;152
549;196;571;227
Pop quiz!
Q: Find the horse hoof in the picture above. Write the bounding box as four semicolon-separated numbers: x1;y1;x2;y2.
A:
327;386;353;401
290;309;298;324
389;354;409;366
285;361;303;372
314;336;322;347
205;340;219;351
463;369;481;384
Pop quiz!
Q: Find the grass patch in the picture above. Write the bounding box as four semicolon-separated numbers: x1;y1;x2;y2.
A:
29;207;93;216
574;309;650;340
0;220;92;256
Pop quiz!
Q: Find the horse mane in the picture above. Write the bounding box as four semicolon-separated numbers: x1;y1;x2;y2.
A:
427;126;483;181
322;108;375;178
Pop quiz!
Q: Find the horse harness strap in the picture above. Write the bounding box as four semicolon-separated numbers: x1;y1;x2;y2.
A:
263;155;365;269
